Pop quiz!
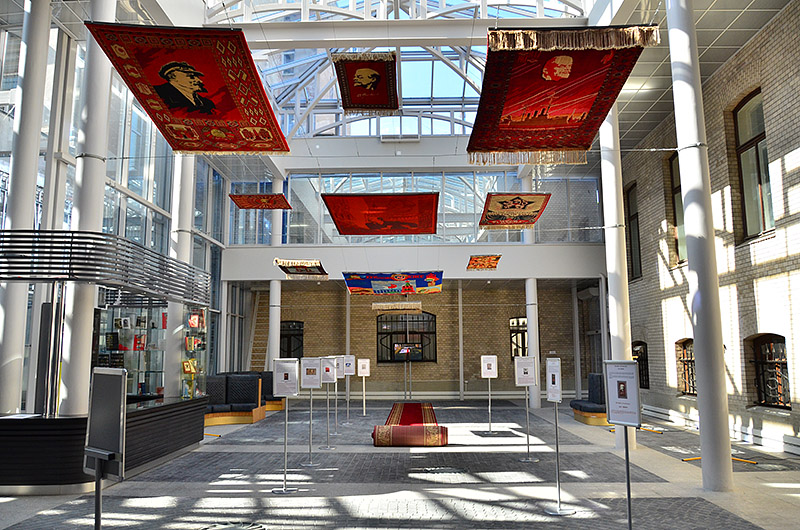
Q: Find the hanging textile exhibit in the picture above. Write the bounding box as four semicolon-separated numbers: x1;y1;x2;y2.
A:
479;192;551;229
274;258;328;280
371;301;423;314
468;26;659;165
332;52;399;115
466;255;502;270
229;194;292;209
85;23;289;154
322;193;439;235
343;271;443;295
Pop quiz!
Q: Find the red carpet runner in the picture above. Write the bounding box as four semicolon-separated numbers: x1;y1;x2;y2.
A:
373;402;448;447
385;402;438;426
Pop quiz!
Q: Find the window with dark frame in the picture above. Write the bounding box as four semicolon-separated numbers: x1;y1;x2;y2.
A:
734;90;773;239
510;317;527;358
669;153;687;263
752;334;790;409
632;341;649;389
625;184;642;279
377;312;437;362
677;339;695;395
280;320;304;359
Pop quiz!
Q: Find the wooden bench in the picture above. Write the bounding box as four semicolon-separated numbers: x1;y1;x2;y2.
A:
569;373;609;425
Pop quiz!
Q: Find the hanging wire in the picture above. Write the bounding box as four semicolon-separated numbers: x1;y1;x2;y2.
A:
649;0;664;26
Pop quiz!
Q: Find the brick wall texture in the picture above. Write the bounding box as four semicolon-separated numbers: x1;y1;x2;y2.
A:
621;0;800;438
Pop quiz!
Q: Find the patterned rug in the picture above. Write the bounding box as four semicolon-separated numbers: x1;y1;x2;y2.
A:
385;402;438;426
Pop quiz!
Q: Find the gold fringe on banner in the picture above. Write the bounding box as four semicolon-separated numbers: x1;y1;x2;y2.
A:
331;51;397;63
372;301;422;314
284;273;330;280
469;150;587;166
274;258;322;268
488;26;660;52
343;109;399;117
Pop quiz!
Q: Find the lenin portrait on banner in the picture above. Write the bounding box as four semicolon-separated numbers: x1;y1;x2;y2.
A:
154;61;216;115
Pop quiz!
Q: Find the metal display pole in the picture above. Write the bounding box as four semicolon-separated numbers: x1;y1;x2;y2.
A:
625;426;633;530
488;377;492;433
545;402;575;516
342;375;352;425
302;388;319;467
320;384;335;450
272;398;298;494
403;361;408;399
362;375;366;416
519;386;538;463
408;361;412;399
332;378;340;435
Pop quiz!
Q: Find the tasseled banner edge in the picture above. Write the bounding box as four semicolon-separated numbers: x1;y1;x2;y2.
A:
343;108;399;117
469;150;587;166
479;223;538;230
274;258;323;268
175;149;290;155
332;51;397;63
284;274;329;280
489;26;660;52
372;301;422;314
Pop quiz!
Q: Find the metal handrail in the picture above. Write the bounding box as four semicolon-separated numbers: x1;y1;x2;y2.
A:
0;230;211;306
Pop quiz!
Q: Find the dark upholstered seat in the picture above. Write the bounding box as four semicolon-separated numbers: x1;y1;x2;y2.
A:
225;373;260;411
569;372;606;413
205;375;230;413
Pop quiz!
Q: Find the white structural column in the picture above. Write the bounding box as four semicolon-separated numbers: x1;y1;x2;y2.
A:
60;0;115;416
521;172;541;407
166;155;195;398
267;183;284;369
666;0;733;492
599;103;636;450
0;0;52;413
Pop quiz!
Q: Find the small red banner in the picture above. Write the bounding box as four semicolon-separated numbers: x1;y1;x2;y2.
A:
85;23;289;154
229;194;291;210
322;193;438;235
333;52;399;115
479;193;551;229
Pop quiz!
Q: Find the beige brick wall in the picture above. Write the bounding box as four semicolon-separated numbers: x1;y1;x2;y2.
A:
621;0;800;437
249;279;579;394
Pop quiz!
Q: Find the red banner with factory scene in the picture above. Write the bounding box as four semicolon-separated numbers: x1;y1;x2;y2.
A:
322;193;438;235
85;23;289;154
468;26;658;165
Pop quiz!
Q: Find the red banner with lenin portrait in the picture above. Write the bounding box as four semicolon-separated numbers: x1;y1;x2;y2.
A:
85;23;289;154
332;52;399;116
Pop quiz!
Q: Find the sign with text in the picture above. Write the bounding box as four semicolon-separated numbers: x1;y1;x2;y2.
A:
300;357;322;389
481;355;498;378
273;358;299;397
603;360;642;427
357;358;370;377
546;357;562;403
514;356;537;386
335;356;346;379
343;355;356;376
321;356;337;383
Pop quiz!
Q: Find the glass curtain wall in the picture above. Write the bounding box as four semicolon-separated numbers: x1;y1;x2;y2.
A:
228;171;602;245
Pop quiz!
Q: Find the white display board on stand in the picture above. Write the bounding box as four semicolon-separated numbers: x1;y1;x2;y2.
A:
300;358;322;389
603;360;642;428
546;357;562;403
274;359;300;397
321;357;337;383
481;355;498;378
514;356;536;386
357;358;370;377
343;355;356;376
335;356;345;379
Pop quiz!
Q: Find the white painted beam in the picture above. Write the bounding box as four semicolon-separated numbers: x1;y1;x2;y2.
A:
230;17;588;50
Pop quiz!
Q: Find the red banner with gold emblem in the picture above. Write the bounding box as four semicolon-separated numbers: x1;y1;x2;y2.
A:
332;52;399;115
86;23;289;154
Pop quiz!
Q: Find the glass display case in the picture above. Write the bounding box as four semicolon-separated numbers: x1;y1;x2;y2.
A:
182;305;208;399
96;306;167;398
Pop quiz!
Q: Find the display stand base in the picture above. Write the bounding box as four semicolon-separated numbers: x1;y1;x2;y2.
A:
544;506;575;516
518;457;540;463
319;445;336;451
300;461;320;467
271;487;298;495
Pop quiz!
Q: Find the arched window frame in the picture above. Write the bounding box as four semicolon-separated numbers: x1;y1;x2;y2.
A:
376;311;437;363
